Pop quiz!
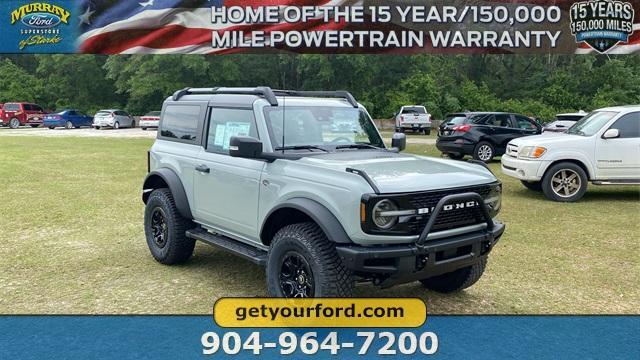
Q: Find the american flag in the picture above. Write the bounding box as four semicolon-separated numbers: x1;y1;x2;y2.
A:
77;0;639;54
77;0;355;54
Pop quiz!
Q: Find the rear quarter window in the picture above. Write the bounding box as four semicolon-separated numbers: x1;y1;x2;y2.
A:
160;105;201;143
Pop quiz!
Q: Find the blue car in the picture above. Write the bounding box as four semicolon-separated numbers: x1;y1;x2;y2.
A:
44;109;94;129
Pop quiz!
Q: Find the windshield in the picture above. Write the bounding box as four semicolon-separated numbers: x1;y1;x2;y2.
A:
264;106;384;150
401;106;426;114
567;111;618;136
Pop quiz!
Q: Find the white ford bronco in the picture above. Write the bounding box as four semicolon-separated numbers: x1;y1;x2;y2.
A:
502;106;640;202
142;87;504;297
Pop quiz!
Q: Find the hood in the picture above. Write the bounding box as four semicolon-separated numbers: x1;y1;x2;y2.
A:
509;133;588;147
299;150;497;193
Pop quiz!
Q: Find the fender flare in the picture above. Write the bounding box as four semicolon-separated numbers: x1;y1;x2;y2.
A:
261;198;352;244
142;168;193;219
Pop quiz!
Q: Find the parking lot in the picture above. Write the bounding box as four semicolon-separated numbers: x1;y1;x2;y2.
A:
0;133;637;315
0;126;157;138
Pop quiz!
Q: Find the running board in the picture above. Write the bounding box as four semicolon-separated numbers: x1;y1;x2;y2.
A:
592;179;640;185
186;227;267;266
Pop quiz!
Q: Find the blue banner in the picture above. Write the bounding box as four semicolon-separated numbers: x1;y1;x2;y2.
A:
0;316;638;359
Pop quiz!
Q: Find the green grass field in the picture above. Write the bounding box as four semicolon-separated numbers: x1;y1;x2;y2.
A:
0;136;638;314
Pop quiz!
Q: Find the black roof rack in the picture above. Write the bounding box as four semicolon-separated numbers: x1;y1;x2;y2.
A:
172;87;278;106
172;87;359;108
272;90;359;108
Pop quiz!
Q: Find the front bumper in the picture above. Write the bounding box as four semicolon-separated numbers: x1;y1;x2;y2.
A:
336;222;503;287
337;192;504;287
500;155;546;181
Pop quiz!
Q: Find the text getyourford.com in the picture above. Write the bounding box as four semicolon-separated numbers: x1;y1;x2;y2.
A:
214;298;427;328
235;302;405;321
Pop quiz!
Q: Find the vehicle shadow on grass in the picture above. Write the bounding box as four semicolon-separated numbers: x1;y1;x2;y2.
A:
580;188;640;202
186;246;484;307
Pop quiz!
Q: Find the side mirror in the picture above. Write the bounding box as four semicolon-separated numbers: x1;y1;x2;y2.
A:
391;132;407;152
602;128;620;139
229;136;263;159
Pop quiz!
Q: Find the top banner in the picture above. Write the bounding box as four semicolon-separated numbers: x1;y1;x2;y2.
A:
2;0;638;54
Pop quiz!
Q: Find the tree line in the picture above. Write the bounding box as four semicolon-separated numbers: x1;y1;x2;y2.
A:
0;54;638;120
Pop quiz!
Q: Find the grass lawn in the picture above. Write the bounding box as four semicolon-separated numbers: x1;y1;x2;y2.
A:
0;136;638;314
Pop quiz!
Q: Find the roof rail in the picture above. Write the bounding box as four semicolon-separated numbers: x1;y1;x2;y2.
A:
172;87;278;106
171;87;359;108
272;90;359;108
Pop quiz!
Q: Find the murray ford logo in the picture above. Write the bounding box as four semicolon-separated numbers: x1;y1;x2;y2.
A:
570;0;635;53
11;3;70;26
10;3;70;50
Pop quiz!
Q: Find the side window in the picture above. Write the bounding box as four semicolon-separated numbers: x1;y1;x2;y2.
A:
67;110;77;116
33;105;43;112
482;114;510;127
207;108;258;155
160;105;200;142
24;104;32;111
610;112;640;138
515;115;537;129
493;114;511;127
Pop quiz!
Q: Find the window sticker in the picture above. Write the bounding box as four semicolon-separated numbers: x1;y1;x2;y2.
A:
213;124;226;147
222;122;252;150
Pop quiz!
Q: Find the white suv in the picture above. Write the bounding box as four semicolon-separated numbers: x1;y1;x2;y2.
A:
501;106;639;202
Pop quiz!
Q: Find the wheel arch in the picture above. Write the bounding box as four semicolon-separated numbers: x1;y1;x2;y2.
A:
543;158;592;180
260;198;352;246
142;168;193;219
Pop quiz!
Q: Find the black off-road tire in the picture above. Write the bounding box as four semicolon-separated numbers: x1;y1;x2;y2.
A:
420;257;487;293
541;162;588;202
267;222;354;298
473;141;495;163
144;188;195;265
521;180;543;191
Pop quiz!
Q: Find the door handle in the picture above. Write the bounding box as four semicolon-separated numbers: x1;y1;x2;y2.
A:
195;164;210;173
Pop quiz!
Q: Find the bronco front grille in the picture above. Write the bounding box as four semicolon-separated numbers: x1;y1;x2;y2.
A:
406;185;492;234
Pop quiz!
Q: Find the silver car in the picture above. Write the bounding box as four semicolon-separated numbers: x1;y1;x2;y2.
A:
93;109;135;129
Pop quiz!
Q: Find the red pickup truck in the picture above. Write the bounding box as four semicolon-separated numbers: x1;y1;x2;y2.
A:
1;102;46;128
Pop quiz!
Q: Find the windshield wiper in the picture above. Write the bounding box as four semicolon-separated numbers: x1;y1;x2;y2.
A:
274;145;329;152
335;143;382;150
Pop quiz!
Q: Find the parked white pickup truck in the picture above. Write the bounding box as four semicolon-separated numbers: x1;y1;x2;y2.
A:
395;105;432;135
501;106;640;202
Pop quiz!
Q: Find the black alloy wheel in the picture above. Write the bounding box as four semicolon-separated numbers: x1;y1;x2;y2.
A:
150;207;168;249
279;251;315;298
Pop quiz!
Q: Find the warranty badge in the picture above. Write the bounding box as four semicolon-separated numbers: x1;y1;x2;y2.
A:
570;0;635;53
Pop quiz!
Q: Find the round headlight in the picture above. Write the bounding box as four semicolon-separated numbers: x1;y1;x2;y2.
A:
372;199;399;229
